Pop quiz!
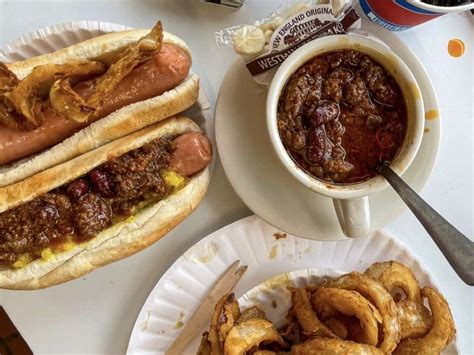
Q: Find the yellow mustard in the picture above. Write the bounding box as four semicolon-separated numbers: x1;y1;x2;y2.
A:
162;170;186;192
12;253;33;269
41;248;54;261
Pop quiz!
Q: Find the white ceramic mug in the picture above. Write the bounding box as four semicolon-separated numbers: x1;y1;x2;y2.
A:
266;34;425;238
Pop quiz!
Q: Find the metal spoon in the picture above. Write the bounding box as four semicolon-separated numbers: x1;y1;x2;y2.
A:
378;162;474;285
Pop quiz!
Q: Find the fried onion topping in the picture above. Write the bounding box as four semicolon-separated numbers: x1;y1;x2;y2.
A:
85;21;163;110
4;60;105;128
0;21;163;129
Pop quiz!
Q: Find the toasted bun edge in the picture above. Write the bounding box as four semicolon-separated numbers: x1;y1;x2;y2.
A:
6;29;191;79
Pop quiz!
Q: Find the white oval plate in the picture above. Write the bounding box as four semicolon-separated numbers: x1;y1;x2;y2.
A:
126;215;458;354
215;20;440;241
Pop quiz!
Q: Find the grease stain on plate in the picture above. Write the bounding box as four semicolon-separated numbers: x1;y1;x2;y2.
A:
184;240;218;264
409;82;421;100
174;311;185;329
269;244;278;259
425;109;439;120
245;273;293;301
140;311;150;331
448;39;465;58
273;232;287;240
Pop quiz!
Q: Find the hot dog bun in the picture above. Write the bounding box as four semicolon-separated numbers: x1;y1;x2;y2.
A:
0;29;199;187
0;116;210;289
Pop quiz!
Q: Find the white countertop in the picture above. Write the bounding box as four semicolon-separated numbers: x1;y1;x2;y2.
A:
0;1;472;354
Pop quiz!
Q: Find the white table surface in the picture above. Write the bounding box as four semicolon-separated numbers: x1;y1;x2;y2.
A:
0;1;472;354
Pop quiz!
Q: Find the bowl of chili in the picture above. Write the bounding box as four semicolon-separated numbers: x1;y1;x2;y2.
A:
266;34;424;237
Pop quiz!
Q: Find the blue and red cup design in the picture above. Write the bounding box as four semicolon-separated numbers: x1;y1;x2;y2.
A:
359;0;444;31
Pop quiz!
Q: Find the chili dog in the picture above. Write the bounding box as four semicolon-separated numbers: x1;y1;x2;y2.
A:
0;21;199;187
0;116;211;289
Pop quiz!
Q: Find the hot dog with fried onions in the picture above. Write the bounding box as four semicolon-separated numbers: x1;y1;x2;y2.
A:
0;44;191;165
0;21;200;187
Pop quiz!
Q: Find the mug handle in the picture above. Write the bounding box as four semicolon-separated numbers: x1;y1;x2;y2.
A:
333;197;370;238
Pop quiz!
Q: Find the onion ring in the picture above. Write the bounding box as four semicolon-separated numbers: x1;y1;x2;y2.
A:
365;261;422;304
208;293;241;354
324;272;400;353
289;287;336;338
292;337;384;355
394;287;456;354
236;306;267;324
398;299;433;340
223;319;284;355
279;308;302;344
197;331;212;355
324;317;348;339
311;287;382;346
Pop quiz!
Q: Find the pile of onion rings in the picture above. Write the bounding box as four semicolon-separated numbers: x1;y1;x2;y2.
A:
198;261;456;354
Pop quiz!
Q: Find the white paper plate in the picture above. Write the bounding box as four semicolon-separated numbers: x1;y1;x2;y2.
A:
127;216;459;354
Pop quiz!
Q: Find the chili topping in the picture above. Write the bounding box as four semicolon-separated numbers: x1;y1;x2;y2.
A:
0;138;183;267
277;49;407;183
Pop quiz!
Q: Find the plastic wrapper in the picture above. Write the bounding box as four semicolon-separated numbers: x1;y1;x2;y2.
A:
215;0;360;84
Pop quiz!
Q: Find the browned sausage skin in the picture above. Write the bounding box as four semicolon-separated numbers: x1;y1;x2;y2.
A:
169;132;212;176
0;44;191;166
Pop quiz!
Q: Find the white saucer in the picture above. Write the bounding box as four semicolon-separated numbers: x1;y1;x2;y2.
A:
215;24;440;241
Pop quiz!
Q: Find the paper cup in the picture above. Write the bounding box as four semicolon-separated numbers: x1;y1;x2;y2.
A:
359;0;474;31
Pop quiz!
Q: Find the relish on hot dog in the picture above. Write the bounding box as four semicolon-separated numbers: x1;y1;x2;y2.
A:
0;116;211;289
0;21;199;187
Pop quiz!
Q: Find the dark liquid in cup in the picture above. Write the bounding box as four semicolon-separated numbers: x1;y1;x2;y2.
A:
277;50;407;184
422;0;472;5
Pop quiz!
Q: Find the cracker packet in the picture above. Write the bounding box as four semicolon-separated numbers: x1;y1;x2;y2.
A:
215;0;360;85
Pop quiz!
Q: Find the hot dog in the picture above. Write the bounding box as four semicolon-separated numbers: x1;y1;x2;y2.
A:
0;22;200;187
0;44;191;166
0;116;211;289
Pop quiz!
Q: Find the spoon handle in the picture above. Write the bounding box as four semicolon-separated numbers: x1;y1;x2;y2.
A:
379;163;474;285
